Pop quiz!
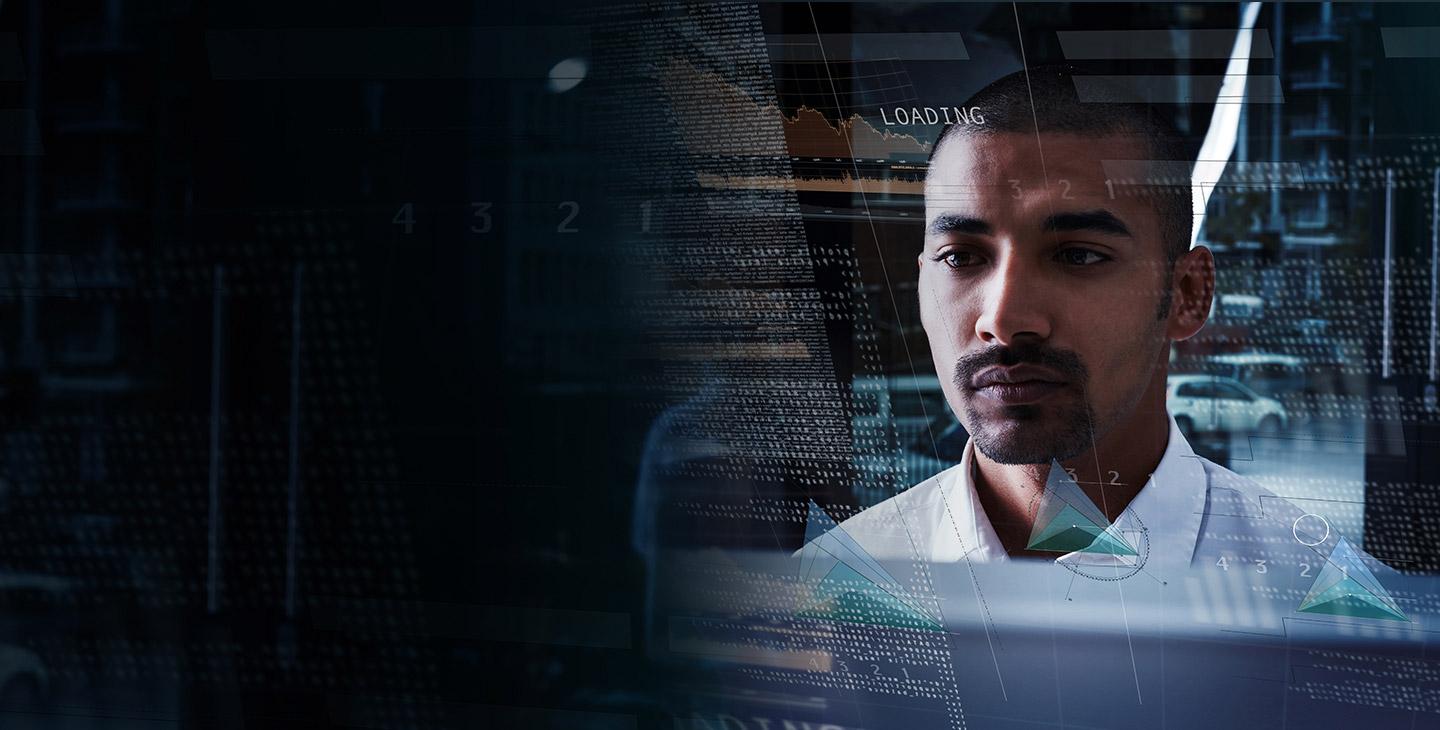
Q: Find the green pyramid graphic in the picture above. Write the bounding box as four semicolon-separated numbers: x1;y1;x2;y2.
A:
1298;538;1407;622
1026;460;1137;556
797;562;944;632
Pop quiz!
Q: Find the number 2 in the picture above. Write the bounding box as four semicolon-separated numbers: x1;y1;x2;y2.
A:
1059;179;1074;199
557;201;579;233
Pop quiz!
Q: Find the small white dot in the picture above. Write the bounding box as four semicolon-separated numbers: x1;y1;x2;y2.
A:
547;58;587;93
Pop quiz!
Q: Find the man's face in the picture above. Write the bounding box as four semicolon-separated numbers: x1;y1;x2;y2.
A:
920;132;1174;464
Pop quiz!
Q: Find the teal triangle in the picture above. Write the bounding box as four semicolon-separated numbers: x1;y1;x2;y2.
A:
1324;538;1391;599
1027;459;1129;556
800;503;898;592
1028;525;1137;556
798;563;944;632
1031;504;1104;546
1299;576;1358;611
1298;538;1407;622
1298;593;1409;622
1030;525;1105;553
1075;528;1139;557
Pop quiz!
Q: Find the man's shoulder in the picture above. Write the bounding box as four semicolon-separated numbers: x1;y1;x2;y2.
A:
1189;452;1295;521
799;463;966;562
844;466;958;525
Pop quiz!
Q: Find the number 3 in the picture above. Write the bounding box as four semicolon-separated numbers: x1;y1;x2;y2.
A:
470;202;493;234
1009;179;1022;199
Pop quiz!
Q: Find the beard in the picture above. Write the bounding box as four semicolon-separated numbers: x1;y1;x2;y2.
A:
952;340;1097;465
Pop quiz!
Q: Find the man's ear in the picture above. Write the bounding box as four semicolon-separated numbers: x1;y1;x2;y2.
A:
1167;245;1215;341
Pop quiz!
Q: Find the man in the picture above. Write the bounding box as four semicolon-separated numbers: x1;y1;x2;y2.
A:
819;66;1382;584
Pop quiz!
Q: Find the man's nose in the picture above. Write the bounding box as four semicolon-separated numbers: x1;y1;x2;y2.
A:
973;254;1052;345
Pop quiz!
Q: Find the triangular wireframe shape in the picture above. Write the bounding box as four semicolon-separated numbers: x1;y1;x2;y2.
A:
798;500;839;585
803;532;943;625
799;501;894;588
1031;504;1103;545
1298;537;1407;622
797;562;944;632
1031;524;1138;556
1026;460;1136;556
1323;537;1393;600
803;499;835;545
1298;588;1409;622
795;503;943;625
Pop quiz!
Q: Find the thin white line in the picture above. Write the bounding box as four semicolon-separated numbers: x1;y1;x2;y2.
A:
1012;2;1052;192
1430;166;1438;382
1384;167;1394;379
1080;380;1144;705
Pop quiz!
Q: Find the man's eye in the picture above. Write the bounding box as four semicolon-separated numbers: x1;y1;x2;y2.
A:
1055;247;1110;266
938;251;984;268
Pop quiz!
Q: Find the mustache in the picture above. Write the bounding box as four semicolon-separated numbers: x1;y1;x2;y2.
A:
952;341;1089;391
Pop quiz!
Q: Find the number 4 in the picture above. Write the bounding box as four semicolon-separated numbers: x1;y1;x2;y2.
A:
1216;556;1229;571
393;203;415;234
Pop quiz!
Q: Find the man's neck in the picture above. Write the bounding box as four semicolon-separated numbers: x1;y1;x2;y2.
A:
971;394;1172;556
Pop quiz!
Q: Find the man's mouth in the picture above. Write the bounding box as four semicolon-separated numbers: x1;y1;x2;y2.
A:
970;365;1069;406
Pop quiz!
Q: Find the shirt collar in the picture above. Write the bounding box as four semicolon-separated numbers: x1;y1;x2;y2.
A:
1123;412;1209;569
938;412;1209;567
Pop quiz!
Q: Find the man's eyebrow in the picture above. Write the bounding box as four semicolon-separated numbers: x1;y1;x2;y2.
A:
926;214;992;236
1042;209;1133;238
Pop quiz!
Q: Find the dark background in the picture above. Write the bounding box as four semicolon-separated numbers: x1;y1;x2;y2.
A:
0;1;647;728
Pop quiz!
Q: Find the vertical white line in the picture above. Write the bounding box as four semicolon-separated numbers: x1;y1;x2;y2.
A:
1383;167;1394;379
1011;2;1050;192
208;264;225;614
1429;166;1438;382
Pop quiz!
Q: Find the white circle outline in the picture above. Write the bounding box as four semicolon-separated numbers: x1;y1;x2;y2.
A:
1292;513;1330;547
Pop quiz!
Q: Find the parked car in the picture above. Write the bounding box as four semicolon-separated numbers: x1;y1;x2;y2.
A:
1167;374;1288;436
1206;352;1307;398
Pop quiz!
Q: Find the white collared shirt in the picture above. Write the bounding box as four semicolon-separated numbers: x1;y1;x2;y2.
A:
828;413;1270;573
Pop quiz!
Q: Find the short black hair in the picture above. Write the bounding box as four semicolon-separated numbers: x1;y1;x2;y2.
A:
927;64;1194;267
